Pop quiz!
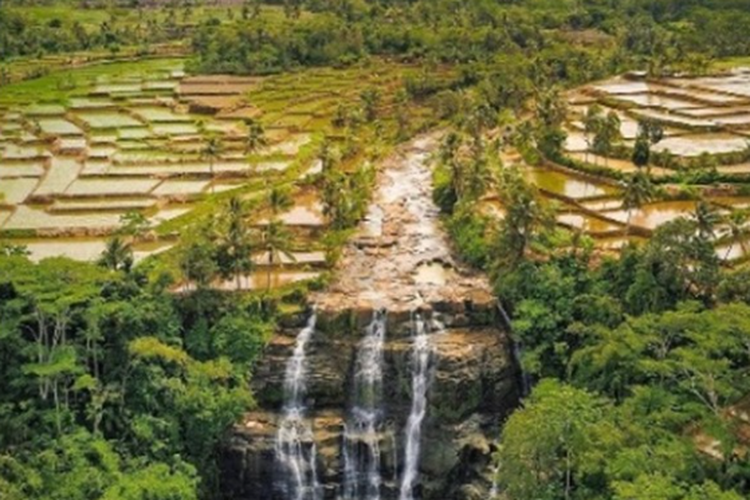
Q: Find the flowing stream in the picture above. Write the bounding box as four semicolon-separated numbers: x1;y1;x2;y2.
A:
275;311;322;500
399;313;434;500
342;310;387;500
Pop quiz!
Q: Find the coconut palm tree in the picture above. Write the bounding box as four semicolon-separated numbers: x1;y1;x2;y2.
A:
593;111;621;168
621;171;654;236
261;219;296;293
692;200;720;240
268;185;293;216
244;118;268;155
98;236;133;273
439;131;465;201
722;209;749;261
360;87;381;122
583;105;603;165
216;196;254;290
201;134;223;194
633;120;664;177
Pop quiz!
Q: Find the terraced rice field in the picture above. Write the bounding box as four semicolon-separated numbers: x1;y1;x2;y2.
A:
0;57;437;279
573;71;750;159
542;69;750;259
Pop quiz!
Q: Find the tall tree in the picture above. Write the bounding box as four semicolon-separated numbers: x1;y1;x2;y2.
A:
201;134;223;195
98;237;133;273
583;104;603;165
216;197;254;290
593;111;622;168
722;209;749;261
621;172;655;236
244;118;268;156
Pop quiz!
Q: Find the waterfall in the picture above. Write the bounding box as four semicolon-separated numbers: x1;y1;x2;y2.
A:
275;311;322;500
399;313;434;500
343;310;387;500
497;303;530;398
489;461;501;499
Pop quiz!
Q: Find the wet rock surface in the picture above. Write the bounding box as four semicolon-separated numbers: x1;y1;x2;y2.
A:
221;134;520;500
311;133;496;321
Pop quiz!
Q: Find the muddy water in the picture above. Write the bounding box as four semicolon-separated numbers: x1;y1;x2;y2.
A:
653;134;749;157
312;133;494;314
716;241;749;261
556;213;621;233
524;166;617;199
10;238;173;263
257;192;325;227
604;201;697;231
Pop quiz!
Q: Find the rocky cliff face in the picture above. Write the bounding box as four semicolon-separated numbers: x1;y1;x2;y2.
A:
219;134;521;500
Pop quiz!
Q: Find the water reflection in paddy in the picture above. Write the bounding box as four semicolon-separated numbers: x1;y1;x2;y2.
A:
11;238;173;263
257;192;325;226
557;213;621;233
716;241;749;261
524;166;618;199
604;201;697;230
653;134;750;157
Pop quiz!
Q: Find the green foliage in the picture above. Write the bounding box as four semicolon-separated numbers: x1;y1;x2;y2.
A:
497;379;618;500
445;206;490;269
0;253;272;499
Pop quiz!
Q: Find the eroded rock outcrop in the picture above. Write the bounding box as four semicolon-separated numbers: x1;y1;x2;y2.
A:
220;134;521;500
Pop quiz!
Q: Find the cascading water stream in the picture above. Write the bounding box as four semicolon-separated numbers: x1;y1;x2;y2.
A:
399;313;434;500
489;462;501;499
275;311;322;500
497;303;530;398
342;310;387;500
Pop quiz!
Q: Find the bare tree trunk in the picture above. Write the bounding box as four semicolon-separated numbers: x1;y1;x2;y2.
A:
724;242;735;262
625;210;632;237
267;251;274;294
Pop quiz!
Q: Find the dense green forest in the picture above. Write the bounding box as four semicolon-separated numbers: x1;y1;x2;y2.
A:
435;154;750;498
3;0;750;499
0;254;275;498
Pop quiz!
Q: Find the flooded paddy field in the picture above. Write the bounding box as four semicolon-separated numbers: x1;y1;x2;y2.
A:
570;70;750;161
536;69;750;257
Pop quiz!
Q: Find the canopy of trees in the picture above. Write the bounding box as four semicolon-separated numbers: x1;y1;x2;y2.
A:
0;255;273;499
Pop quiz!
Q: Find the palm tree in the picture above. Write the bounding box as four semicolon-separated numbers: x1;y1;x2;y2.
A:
217;196;254;290
583;105;603;165
318;137;337;174
465;143;498;202
692;200;720;240
360;87;381;122
98;236;133;273
261;219;296;293
244;118;268;155
621;172;654;236
439;131;465;201
201;134;223;194
633;120;664;177
269;185;293;216
722;209;749;261
321;167;347;228
593;111;621;168
394;89;410;140
179;237;218;291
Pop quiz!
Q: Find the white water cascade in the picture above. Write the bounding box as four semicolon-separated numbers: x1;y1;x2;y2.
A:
275;311;322;500
398;313;435;500
489;462;501;499
342;310;388;500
